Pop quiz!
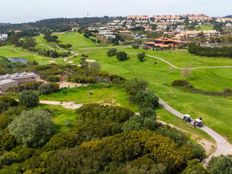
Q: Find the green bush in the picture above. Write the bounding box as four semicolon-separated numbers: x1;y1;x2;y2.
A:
19;90;39;108
116;51;129;61
134;90;159;109
8;109;55;147
0;97;18;113
207;155;232;174
44;131;200;174
107;48;117;57
39;83;59;95
137;53;146;62
0;129;17;151
182;160;209;174
125;78;148;96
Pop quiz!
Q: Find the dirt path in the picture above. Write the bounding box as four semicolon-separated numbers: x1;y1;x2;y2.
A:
159;98;232;164
40;100;83;110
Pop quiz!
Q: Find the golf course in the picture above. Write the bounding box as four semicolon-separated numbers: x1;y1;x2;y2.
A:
1;31;232;144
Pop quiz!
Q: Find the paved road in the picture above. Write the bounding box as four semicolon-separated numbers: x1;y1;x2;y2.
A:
159;98;232;164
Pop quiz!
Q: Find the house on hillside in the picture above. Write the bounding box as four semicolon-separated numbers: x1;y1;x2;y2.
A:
0;34;8;41
144;38;181;48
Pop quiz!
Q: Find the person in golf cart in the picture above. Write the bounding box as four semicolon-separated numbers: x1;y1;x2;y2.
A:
193;117;203;127
183;114;192;123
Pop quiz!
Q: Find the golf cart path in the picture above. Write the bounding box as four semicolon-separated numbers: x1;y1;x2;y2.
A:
146;54;232;70
159;98;232;164
125;51;232;70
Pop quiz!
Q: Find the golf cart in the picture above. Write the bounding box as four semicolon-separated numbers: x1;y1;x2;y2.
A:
183;114;192;123
193;118;203;128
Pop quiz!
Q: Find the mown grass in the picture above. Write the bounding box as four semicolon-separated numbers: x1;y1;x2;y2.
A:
69;47;232;142
35;34;65;52
1;32;232;142
0;45;52;64
55;32;98;51
157;108;214;142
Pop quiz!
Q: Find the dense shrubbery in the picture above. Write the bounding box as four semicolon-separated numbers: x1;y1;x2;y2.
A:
188;44;232;58
123;109;157;131
19;90;39;108
0;97;18;113
107;48;117;57
172;80;232;96
45;104;134;150
38;49;71;58
39;83;59;95
9;81;43;92
45;131;204;174
207;155;232;174
43;32;59;43
182;160;209;174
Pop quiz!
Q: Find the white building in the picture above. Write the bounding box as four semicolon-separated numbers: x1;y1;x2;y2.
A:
0;72;38;94
0;34;8;41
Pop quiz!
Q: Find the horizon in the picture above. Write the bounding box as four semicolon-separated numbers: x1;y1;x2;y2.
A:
0;0;231;23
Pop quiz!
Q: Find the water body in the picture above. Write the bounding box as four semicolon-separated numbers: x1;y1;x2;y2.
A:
8;57;28;64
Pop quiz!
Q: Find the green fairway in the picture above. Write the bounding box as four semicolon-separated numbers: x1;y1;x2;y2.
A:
55;32;99;50
35;34;65;52
68;48;232;142
1;33;232;143
0;45;52;64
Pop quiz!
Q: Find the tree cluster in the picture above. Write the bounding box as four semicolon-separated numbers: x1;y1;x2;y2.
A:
188;43;232;58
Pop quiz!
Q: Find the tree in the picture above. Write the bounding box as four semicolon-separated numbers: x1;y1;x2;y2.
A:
207;155;232;174
39;83;59;95
134;90;159;109
116;51;129;61
21;37;37;51
107;48;117;57
132;44;139;49
125;78;148;96
88;62;101;75
137;53;146;62
123;108;156;131
182;160;209;174
79;57;88;69
8;109;54;147
19;90;39;108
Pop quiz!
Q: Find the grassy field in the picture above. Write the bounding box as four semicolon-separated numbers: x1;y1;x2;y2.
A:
1;31;232;143
196;24;214;31
37;104;77;132
40;84;138;111
0;45;52;64
67;47;232;142
55;32;99;51
157;108;213;142
35;34;65;52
